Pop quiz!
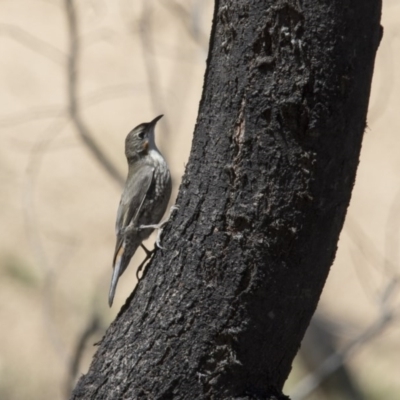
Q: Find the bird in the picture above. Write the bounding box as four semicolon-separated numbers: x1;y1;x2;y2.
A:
108;115;172;307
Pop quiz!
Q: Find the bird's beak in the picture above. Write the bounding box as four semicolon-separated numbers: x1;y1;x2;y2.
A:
149;114;163;127
147;115;163;150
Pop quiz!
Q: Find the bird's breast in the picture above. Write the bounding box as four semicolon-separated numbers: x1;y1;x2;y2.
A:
138;150;172;226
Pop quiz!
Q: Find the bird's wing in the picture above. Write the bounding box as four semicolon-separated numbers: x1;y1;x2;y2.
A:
112;165;155;266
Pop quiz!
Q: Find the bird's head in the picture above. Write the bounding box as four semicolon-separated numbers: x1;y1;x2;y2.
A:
125;115;163;163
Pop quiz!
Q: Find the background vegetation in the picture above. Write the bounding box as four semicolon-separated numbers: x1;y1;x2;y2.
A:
0;1;399;399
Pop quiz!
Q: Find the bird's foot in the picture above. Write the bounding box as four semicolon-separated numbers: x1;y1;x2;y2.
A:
139;205;179;249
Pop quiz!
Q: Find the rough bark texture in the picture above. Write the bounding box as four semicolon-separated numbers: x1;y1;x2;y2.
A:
71;0;381;399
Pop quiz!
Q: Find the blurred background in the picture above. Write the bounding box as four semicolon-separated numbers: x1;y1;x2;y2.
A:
0;1;399;399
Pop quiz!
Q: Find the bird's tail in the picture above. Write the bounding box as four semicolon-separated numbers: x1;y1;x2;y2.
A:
109;258;122;307
109;246;128;307
108;241;140;307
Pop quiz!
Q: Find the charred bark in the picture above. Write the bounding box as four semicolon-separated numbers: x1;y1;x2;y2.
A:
71;0;382;399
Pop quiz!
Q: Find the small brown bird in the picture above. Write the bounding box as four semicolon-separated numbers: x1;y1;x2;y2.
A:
109;115;172;307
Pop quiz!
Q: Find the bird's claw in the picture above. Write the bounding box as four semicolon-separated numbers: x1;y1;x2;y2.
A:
155;234;164;250
139;204;178;250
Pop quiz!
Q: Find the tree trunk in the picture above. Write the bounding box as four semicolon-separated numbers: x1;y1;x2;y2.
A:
71;0;382;399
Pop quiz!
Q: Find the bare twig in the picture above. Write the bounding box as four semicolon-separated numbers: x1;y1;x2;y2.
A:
1;83;144;129
292;209;400;399
289;280;399;400
0;105;65;129
300;316;365;400
64;0;124;187
80;27;120;48
0;23;66;65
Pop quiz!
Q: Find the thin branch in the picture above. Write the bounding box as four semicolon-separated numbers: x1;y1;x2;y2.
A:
0;23;66;65
289;280;399;400
64;0;124;187
292;209;400;399
80;27;120;48
0;105;65;128
0;83;143;129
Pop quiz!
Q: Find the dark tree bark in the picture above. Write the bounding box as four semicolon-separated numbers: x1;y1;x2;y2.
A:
71;0;382;399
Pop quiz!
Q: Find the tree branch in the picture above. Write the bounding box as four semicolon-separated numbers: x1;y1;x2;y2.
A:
64;0;124;187
71;1;382;398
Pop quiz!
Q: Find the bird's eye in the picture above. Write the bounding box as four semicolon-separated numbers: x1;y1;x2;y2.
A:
138;129;146;139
